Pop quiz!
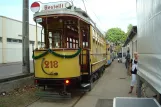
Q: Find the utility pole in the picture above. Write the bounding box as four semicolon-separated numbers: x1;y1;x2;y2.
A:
22;0;30;74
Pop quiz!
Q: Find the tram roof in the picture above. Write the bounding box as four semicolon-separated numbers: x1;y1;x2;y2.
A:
32;1;104;38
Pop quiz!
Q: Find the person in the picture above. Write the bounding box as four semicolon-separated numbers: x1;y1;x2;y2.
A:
125;50;130;68
128;52;138;94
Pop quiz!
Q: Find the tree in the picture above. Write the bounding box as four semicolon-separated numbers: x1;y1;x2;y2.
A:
127;24;133;35
105;28;126;45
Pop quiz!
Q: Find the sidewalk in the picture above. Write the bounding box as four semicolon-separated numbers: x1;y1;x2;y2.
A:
0;61;33;67
75;60;136;107
0;61;33;79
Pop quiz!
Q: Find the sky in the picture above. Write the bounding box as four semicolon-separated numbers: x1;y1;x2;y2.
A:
0;0;137;33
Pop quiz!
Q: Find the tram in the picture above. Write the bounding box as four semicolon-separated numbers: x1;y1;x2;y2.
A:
31;1;108;97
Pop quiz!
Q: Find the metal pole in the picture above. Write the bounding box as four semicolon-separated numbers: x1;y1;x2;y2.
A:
36;22;38;49
22;0;30;74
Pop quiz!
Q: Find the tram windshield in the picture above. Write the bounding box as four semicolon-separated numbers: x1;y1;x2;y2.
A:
35;16;90;49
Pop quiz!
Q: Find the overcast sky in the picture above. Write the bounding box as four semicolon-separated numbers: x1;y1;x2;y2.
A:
0;0;136;33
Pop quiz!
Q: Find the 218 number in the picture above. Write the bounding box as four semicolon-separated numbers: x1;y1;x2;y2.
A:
44;61;58;68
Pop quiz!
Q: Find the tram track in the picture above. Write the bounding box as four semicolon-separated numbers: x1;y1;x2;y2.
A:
25;75;100;107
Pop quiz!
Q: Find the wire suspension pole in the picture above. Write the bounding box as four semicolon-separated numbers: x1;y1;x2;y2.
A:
22;0;30;74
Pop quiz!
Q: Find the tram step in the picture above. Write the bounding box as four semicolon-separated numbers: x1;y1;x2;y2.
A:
81;83;90;88
35;91;71;99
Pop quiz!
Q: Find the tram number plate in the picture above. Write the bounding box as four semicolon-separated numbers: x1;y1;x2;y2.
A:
44;61;58;68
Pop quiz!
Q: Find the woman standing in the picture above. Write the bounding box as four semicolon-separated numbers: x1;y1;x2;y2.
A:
128;52;138;94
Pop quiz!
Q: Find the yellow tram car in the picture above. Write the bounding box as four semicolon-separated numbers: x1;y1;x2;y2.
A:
106;42;113;66
31;1;109;96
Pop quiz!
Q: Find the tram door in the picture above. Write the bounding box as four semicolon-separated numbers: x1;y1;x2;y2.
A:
80;29;90;76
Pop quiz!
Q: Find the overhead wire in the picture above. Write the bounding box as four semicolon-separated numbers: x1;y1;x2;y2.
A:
82;0;87;13
84;0;103;25
83;0;105;33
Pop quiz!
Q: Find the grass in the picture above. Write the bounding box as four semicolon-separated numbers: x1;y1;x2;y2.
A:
0;85;39;107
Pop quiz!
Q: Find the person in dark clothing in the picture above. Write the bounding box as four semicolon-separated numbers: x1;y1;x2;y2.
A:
128;52;138;94
125;50;130;68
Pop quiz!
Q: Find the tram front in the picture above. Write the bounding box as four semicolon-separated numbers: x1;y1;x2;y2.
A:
31;1;85;96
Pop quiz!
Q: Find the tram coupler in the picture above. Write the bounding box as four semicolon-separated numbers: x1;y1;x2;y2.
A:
57;83;71;98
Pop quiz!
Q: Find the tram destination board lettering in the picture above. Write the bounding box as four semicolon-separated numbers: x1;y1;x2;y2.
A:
41;2;72;11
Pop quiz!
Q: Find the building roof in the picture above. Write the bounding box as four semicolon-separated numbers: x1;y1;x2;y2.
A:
123;26;137;47
0;15;42;28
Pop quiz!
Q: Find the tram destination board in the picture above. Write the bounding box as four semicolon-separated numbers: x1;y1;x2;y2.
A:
113;97;161;107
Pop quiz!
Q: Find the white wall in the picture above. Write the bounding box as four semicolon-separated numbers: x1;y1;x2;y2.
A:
126;34;137;59
0;43;2;63
0;16;44;63
132;35;137;58
0;17;2;37
0;17;3;63
6;43;33;63
4;17;43;42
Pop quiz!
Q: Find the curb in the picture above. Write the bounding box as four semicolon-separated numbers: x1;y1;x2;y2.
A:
0;73;34;83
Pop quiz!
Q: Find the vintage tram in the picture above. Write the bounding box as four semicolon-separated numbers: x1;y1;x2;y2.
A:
31;1;110;97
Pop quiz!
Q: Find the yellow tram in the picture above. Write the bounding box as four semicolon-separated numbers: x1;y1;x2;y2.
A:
31;1;109;96
106;42;113;66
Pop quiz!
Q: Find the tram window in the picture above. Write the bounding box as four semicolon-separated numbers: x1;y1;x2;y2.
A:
49;38;52;48
83;42;85;48
50;43;52;48
67;42;69;48
86;42;88;47
70;42;72;48
49;32;52;37
53;32;60;48
73;39;75;48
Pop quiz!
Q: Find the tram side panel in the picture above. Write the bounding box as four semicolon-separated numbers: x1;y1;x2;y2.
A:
89;26;106;75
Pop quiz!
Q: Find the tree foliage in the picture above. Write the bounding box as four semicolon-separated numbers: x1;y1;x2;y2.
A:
105;28;126;45
105;24;133;52
127;24;133;35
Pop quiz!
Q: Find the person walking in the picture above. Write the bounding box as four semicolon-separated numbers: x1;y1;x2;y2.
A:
128;52;138;94
126;50;131;75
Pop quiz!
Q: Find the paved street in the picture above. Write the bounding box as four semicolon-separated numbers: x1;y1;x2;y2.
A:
74;60;136;107
0;61;33;79
27;60;136;107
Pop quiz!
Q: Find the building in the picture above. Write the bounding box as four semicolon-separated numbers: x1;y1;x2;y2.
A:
0;16;43;63
123;26;137;59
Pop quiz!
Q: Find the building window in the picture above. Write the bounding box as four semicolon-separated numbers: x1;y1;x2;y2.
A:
7;38;36;44
0;37;2;42
12;39;18;42
19;40;22;43
30;41;35;45
7;38;12;42
18;35;22;37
